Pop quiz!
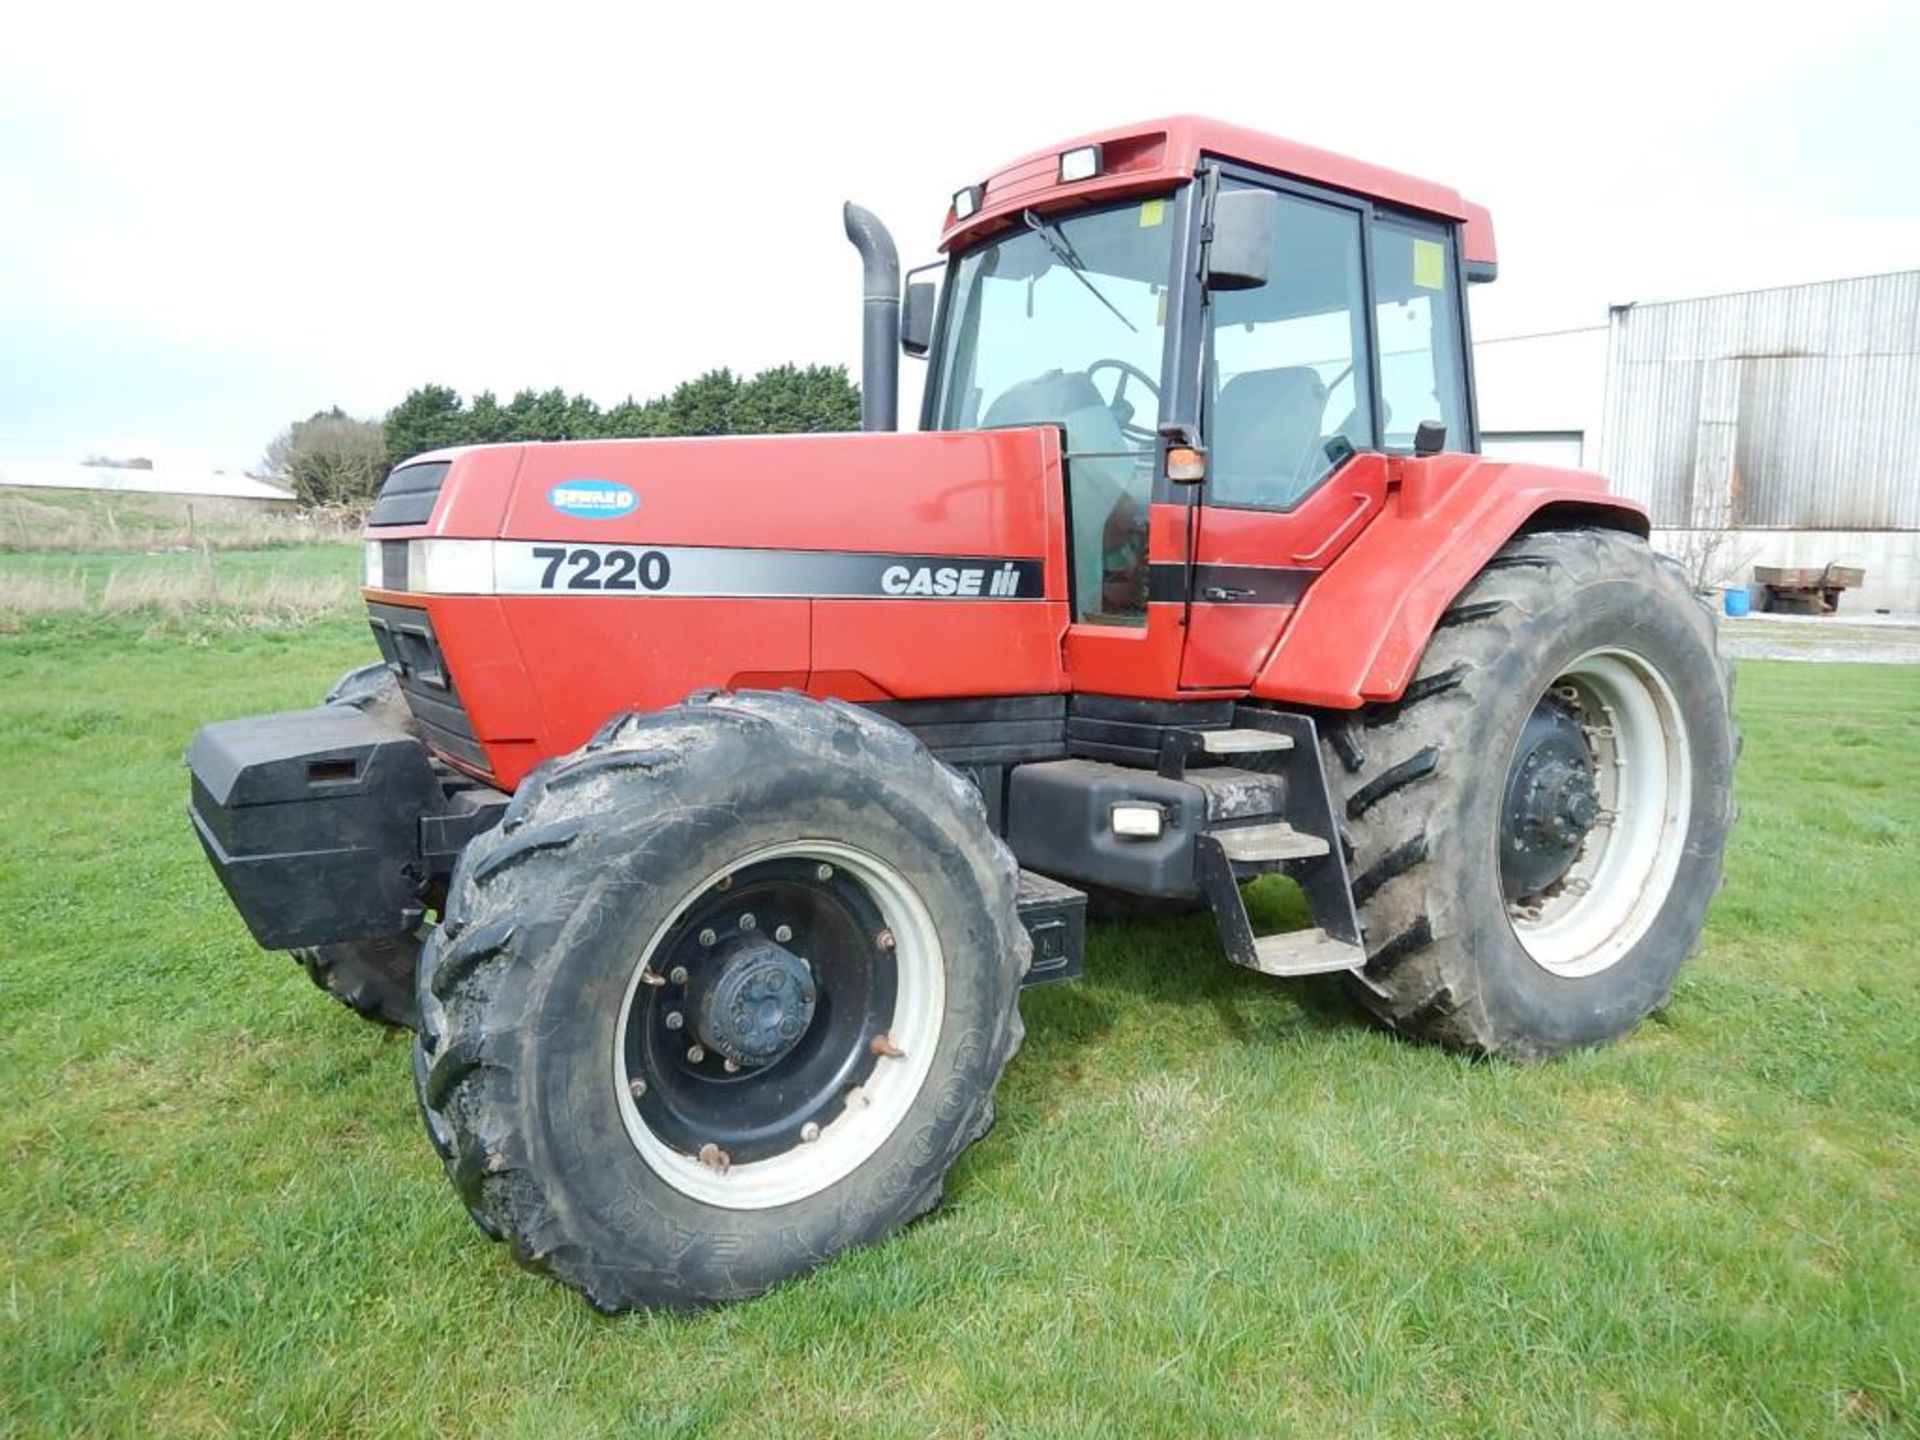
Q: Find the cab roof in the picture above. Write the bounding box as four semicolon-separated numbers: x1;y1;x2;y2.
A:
940;114;1496;276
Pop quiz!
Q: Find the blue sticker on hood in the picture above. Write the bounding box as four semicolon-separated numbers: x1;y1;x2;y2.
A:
548;479;638;519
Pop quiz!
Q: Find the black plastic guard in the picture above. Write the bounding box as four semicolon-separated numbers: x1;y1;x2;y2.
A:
188;706;443;950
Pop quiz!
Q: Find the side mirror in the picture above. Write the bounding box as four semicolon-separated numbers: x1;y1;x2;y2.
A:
900;281;937;357
1204;189;1275;292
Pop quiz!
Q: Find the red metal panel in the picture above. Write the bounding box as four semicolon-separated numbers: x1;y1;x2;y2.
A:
1172;456;1391;689
1252;457;1648;708
494;596;813;783
810;600;1069;699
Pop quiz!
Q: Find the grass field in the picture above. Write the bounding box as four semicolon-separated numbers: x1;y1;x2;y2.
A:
0;571;1915;1437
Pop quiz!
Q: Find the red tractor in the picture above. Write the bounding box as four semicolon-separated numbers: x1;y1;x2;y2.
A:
189;117;1736;1311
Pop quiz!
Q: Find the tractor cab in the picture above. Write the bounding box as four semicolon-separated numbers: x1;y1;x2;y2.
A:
904;117;1491;689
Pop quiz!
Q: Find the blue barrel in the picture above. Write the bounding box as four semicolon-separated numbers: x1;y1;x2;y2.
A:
1724;587;1752;617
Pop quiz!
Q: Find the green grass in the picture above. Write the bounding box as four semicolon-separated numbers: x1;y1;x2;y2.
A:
0;623;1914;1438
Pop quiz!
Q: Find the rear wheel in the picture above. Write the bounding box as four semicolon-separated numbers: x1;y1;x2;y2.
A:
288;662;423;1029
413;690;1028;1311
1322;528;1736;1059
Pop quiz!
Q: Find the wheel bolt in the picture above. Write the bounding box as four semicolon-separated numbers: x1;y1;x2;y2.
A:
628;1078;646;1098
669;964;689;985
800;1122;820;1143
740;912;757;932
665;1011;684;1031
698;928;717;947
723;1058;740;1073
816;863;834;881
774;924;793;943
876;928;896;952
687;1044;706;1063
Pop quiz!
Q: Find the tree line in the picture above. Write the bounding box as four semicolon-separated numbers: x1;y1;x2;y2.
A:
265;364;861;508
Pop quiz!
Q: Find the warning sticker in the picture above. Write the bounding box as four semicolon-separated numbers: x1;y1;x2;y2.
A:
1139;199;1166;228
1412;238;1446;290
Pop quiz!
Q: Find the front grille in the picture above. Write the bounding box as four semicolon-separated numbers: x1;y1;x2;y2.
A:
369;461;451;527
365;600;489;772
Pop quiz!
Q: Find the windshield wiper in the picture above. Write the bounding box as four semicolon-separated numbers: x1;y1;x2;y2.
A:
1021;210;1137;334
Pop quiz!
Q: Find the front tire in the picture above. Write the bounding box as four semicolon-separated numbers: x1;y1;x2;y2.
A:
287;662;423;1029
1323;528;1736;1059
413;691;1028;1311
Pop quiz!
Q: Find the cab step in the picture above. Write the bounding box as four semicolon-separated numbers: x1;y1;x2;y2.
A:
1247;928;1367;977
1212;822;1329;864
1185;712;1367;983
1198;727;1295;756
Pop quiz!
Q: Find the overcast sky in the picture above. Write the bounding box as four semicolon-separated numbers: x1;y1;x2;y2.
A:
3;0;1916;471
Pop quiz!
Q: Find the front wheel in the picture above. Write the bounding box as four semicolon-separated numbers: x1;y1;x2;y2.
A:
414;691;1029;1310
1323;528;1737;1059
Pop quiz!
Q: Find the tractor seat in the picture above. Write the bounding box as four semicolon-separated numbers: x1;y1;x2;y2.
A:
1210;366;1328;508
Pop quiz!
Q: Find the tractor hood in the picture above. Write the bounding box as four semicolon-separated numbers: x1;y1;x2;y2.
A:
360;431;1074;785
366;430;1067;595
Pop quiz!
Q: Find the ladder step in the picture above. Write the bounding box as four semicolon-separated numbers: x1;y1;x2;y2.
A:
1246;929;1368;977
1183;765;1288;821
1199;728;1295;756
1213;822;1330;863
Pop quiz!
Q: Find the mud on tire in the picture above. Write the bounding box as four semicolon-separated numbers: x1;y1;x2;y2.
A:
412;690;1029;1311
1321;527;1737;1060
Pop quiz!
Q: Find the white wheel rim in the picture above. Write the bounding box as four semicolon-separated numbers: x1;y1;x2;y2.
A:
611;840;945;1210
1506;649;1693;978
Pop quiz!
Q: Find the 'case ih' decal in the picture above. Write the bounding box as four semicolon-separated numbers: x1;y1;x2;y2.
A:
547;480;639;518
383;540;1045;600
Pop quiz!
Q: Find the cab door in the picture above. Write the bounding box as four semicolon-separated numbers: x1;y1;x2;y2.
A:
1177;178;1472;690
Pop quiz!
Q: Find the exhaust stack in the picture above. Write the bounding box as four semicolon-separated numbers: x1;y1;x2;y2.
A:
842;202;900;432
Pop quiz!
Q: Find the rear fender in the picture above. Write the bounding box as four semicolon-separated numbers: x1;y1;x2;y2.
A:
1251;456;1648;708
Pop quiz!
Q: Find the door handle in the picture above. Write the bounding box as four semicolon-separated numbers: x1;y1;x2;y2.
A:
1201;585;1256;603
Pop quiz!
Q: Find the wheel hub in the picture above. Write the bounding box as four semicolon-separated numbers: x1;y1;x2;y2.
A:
619;855;897;1166
1501;700;1601;901
691;940;816;1068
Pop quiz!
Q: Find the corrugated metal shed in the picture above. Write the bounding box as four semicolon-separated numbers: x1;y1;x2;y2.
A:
1599;270;1920;530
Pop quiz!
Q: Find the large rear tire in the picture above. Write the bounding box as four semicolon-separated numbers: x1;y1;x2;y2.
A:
1322;528;1736;1059
413;690;1029;1311
287;662;423;1030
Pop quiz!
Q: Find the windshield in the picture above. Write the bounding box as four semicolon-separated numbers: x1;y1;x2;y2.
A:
930;192;1183;623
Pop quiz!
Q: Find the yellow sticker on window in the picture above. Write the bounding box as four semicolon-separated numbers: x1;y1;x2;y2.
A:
1139;199;1166;228
1412;237;1446;290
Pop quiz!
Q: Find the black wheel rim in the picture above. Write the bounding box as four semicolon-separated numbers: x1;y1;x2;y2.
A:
620;857;895;1165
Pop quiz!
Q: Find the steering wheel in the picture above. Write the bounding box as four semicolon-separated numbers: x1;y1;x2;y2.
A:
1087;359;1161;444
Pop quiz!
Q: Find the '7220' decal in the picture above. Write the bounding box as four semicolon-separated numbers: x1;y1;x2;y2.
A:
532;545;672;591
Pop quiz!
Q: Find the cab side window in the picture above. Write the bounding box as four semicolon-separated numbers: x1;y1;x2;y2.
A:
1208;185;1374;509
1371;218;1470;451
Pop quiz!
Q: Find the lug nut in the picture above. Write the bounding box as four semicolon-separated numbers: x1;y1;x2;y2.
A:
698;928;717;947
876;928;896;952
723;1058;741;1073
669;965;689;985
628;1078;647;1098
800;1122;821;1143
774;924;793;943
687;1044;706;1063
665;1011;684;1031
816;863;834;881
740;912;757;932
